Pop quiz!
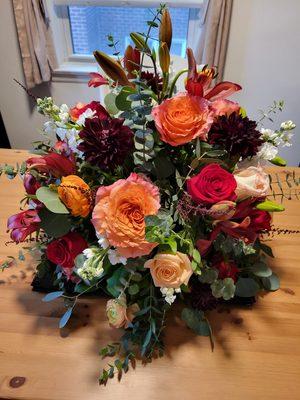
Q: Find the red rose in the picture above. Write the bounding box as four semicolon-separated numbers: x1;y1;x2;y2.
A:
249;209;271;232
46;232;88;279
214;260;239;281
187;164;237;204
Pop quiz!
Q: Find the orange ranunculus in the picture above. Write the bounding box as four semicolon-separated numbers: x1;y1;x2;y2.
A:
58;175;91;218
92;173;160;258
69;103;86;121
151;93;214;146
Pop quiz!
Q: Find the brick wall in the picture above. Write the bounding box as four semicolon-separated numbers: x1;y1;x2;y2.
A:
69;6;190;57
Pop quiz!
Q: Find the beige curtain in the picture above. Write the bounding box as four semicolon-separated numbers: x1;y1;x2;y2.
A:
12;0;57;88
194;0;233;82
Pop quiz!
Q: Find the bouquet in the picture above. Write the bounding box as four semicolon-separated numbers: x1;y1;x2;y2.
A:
2;5;297;385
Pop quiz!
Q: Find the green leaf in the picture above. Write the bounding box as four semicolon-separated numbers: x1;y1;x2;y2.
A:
181;308;210;336
235;277;260;297
261;272;280;291
106;267;128;297
206;149;227;157
128;284;139;295
255;199;285;212
153;156;175;179
104;92;119;115
115;86;136;111
38;208;71;238
42;291;64;302
270;156;287;167
258;242;274;258
192;248;201;264
199;268;218;284
211;278;235;300
36;187;69;214
251;262;272;277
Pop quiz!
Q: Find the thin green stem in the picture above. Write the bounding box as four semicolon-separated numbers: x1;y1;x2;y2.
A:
168;68;188;98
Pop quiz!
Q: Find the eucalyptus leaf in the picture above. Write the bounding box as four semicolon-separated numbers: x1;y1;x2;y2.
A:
115;86;136;111
261;272;280;291
181;308;210;336
59;307;73;329
36;187;69;214
251;262;272;277
104;92;119;115
42;291;64;302
128;284;140;296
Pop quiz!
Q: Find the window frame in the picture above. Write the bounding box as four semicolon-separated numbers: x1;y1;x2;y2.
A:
46;0;203;82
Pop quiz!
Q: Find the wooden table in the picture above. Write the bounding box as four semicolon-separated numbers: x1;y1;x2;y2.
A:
0;149;300;400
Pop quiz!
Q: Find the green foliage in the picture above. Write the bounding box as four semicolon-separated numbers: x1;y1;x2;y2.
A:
104;92;119;115
38;208;71;238
115;86;136;111
261;272;280;291
256;199;285;212
181;308;213;349
199;268;218;284
211;278;235;300
36;187;69;214
0;162;26;179
235;277;260;297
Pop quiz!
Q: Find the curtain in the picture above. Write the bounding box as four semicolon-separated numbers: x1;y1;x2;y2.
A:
194;0;233;82
12;0;57;88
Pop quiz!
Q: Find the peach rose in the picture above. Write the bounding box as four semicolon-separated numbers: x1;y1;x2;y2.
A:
209;201;236;221
106;298;139;329
145;252;193;289
151;93;214;146
58;175;91;217
212;99;240;117
234;166;270;201
92;173;160;258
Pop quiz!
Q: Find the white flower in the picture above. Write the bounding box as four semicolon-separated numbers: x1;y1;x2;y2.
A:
160;287;180;305
108;249;127;266
281;120;296;130
97;233;110;249
43;121;57;135
77;108;96;126
260;128;277;141
281;131;294;147
83;248;96;259
257;142;278;160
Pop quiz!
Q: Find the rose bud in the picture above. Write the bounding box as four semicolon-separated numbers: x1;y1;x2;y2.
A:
93;50;133;87
159;8;172;50
124;45;140;78
209;201;236;221
23;173;41;195
159;42;170;74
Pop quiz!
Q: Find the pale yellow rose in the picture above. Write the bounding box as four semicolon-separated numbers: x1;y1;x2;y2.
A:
234;166;270;201
144;252;193;289
106;299;139;329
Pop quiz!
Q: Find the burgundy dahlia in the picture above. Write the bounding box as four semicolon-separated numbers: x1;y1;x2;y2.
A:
141;71;163;94
78;117;134;171
190;281;219;311
208;113;263;160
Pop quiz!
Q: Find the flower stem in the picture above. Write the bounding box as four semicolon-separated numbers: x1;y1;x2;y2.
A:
168;68;188;98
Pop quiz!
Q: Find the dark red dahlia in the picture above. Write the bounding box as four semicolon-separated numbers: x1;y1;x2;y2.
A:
190;281;219;311
78;117;134;171
141;71;163;94
208;113;263;160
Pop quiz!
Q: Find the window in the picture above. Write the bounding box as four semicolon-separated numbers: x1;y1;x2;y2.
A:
46;1;203;81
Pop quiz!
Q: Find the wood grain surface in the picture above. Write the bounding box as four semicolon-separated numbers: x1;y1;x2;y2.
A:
0;149;300;400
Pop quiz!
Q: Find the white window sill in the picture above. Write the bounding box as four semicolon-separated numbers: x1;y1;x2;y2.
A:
52;60;98;83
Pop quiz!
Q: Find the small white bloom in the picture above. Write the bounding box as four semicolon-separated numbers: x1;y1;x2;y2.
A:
60;104;69;113
43;121;57;135
281;131;294;147
160;287;178;305
97;233;110;249
260;128;276;141
257;142;278;160
83;248;95;259
77;108;96;126
281;120;296;130
108;249;127;265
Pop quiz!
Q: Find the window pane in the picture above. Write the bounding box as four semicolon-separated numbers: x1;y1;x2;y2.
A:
68;6;192;57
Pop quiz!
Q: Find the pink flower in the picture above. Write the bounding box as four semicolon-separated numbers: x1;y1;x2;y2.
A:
23;173;40;195
26;152;76;178
7;209;40;243
92;173;160;258
88;72;108;88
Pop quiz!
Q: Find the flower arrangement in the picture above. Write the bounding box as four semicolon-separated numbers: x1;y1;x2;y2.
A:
1;5;298;385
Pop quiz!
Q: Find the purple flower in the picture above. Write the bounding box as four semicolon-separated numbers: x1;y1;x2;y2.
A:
7;210;40;243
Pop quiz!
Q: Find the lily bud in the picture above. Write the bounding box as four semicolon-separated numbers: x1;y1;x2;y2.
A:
255;200;285;212
93;51;132;87
124;45;140;79
130;33;150;54
210;201;236;221
159;42;170;74
270;156;287;167
159;8;172;50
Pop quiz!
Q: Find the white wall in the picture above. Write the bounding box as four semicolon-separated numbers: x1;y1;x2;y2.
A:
224;0;300;166
0;0;299;165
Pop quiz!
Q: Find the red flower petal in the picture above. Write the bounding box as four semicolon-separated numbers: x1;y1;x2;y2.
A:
204;81;242;101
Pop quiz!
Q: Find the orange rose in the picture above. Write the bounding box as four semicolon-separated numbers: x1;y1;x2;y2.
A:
145;252;193;289
92;173;160;258
151;93;214;146
106;298;139;329
58;175;91;218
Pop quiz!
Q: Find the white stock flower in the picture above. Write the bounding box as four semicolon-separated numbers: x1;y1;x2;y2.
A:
160;287;181;305
97;233;110;249
83;248;96;259
108;249;127;266
58;104;70;124
77;108;96;126
257;142;278;160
